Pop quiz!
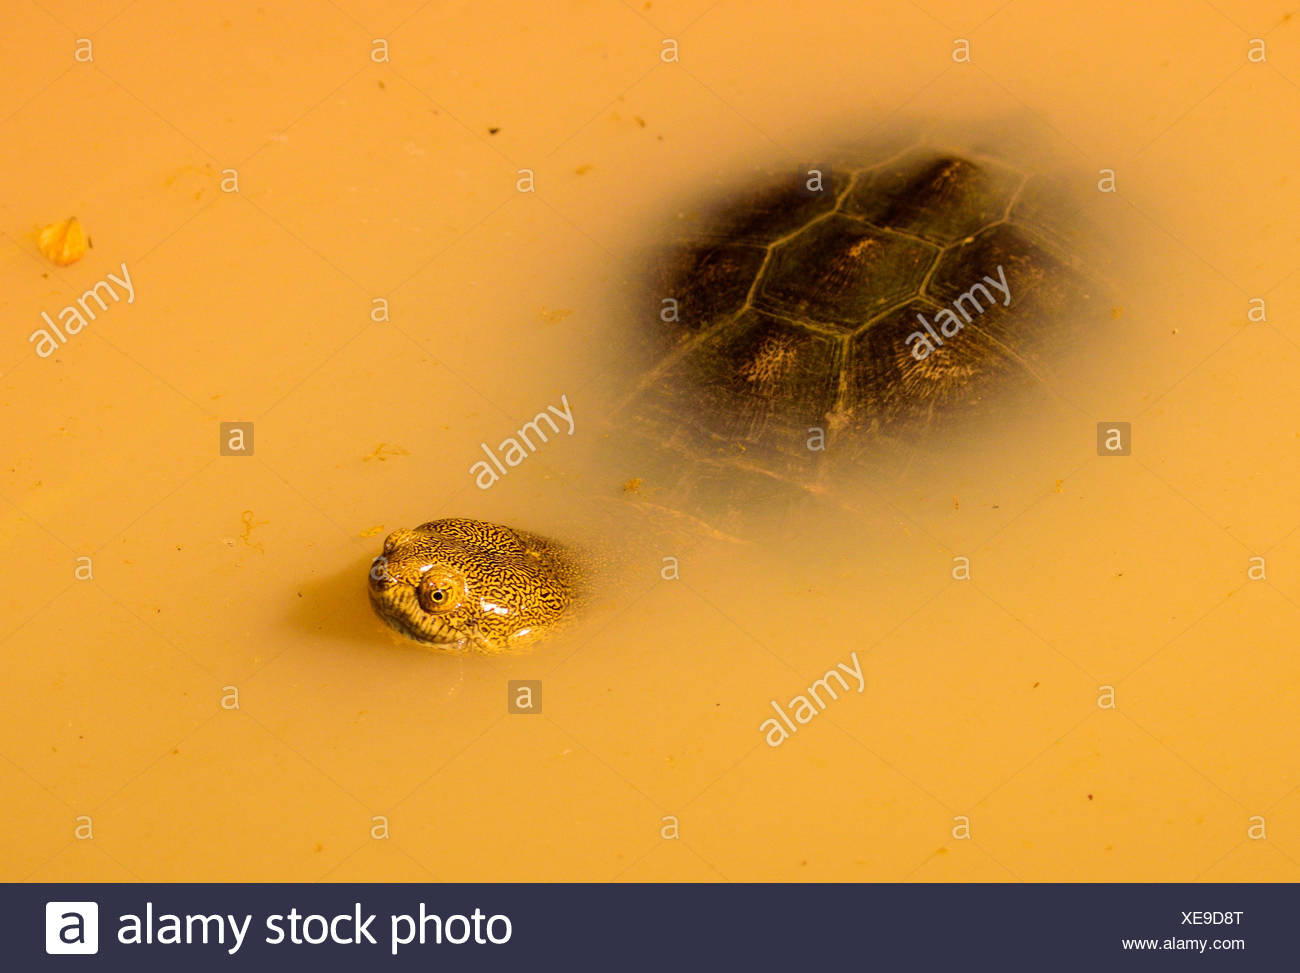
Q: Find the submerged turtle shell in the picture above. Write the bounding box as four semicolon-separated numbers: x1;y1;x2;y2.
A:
369;144;1111;648
619;145;1103;502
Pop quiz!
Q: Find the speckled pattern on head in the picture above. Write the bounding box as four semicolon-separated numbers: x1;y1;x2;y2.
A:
368;518;580;652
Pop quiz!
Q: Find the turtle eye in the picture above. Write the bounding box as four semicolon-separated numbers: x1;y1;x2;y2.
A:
417;572;461;614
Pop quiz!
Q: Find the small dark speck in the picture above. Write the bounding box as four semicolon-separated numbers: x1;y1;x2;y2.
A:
488;127;500;135
297;592;303;597
377;80;385;89
1087;794;1094;800
1032;681;1039;688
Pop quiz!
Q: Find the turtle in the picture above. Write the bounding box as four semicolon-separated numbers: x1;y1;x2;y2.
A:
368;138;1112;651
367;518;580;650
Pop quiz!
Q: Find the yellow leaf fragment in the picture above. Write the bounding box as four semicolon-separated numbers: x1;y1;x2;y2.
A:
37;217;89;266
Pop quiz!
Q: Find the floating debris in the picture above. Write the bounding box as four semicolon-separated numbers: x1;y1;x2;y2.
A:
37;217;89;266
363;442;409;462
240;509;270;552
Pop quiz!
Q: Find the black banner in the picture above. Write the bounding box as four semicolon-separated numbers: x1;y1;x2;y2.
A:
11;882;1293;970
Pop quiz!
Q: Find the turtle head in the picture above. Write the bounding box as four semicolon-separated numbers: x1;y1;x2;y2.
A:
368;527;482;649
367;519;577;652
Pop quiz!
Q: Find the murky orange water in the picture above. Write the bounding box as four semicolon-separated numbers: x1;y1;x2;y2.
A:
2;0;1298;882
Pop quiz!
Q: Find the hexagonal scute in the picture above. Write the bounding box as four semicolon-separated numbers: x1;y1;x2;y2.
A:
845;299;1030;431
687;167;850;246
649;310;844;467
842;150;1025;245
927;223;1088;359
755;215;937;331
658;243;767;334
